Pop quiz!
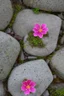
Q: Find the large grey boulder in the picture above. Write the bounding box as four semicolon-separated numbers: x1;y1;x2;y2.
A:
0;31;20;80
0;0;13;30
14;9;61;56
23;0;64;12
0;82;5;96
50;48;64;80
8;59;53;96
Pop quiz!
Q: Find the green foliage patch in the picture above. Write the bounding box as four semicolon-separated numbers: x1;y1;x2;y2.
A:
27;32;45;48
48;88;64;96
33;8;40;14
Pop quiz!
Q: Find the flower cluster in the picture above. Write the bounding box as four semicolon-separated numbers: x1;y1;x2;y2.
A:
21;80;36;95
33;24;48;38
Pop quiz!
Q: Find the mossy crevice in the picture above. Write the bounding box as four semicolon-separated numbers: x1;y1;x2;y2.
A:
8;4;22;28
27;32;45;48
48;88;64;96
33;8;40;14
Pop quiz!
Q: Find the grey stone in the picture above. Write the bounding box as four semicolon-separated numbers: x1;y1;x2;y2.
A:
5;28;12;34
0;0;13;30
0;31;20;80
28;56;37;59
60;35;64;45
62;20;64;30
0;82;5;96
43;90;49;96
15;9;62;56
50;83;64;89
50;48;64;80
53;75;57;79
58;13;64;20
8;59;53;96
23;0;64;12
20;51;25;60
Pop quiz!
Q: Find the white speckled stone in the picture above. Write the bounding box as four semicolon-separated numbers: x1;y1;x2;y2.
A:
50;48;64;80
0;31;20;80
14;9;61;56
0;0;13;29
0;82;5;96
23;0;64;12
8;59;53;96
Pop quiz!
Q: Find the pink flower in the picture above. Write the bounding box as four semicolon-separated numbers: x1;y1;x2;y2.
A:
21;80;36;95
33;24;48;38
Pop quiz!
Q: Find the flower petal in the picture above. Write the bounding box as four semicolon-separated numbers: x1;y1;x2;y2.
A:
33;28;38;33
41;24;47;28
30;87;36;93
22;81;28;86
21;86;26;91
43;27;48;32
27;80;33;85
24;90;30;95
30;81;36;87
34;24;40;29
38;34;43;38
33;33;38;36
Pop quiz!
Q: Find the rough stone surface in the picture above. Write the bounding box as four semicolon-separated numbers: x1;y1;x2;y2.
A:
43;90;49;96
0;31;20;80
8;59;53;96
50;48;64;80
0;0;13;29
62;20;64;30
20;51;25;61
58;13;64;20
0;82;5;96
14;9;62;56
50;83;64;89
23;0;64;12
60;35;64;45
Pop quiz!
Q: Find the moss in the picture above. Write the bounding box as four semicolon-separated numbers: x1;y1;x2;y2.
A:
46;53;55;60
19;40;24;49
18;59;24;64
8;4;22;28
48;88;64;96
27;32;45;48
33;8;40;14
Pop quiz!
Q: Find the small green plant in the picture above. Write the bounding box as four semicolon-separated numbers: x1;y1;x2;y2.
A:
48;88;64;96
19;40;24;49
27;32;45;48
33;8;40;14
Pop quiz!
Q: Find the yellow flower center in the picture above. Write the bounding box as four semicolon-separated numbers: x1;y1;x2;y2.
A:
26;85;30;89
39;28;42;32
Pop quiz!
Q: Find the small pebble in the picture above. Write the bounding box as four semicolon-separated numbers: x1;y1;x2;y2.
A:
43;90;49;96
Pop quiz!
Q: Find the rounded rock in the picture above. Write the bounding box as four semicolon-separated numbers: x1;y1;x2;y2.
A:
0;81;5;96
14;9;61;56
50;48;64;80
8;59;53;96
0;31;20;80
23;0;64;12
0;0;13;29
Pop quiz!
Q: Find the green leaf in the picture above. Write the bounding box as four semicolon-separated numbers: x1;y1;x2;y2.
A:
33;8;40;14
